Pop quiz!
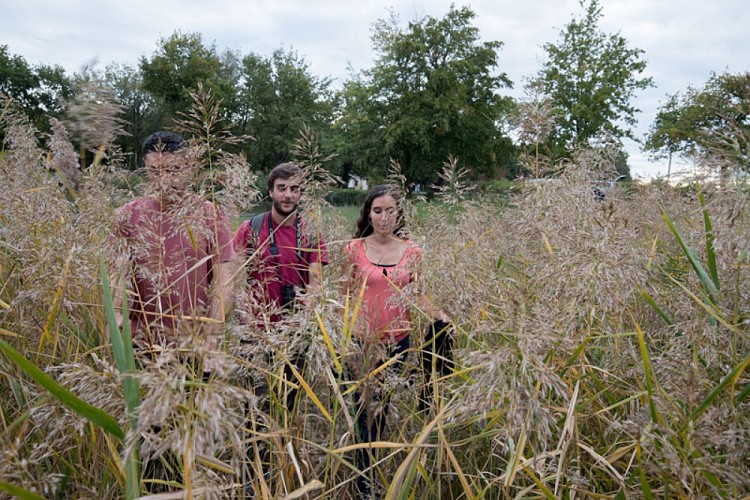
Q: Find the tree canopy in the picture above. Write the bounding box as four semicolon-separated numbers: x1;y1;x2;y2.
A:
237;48;333;170
6;5;747;186
0;45;71;135
335;5;514;185
139;32;234;121
645;72;750;176
538;0;653;154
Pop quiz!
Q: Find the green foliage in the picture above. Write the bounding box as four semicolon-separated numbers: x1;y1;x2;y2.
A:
103;63;161;169
0;45;72;137
645;72;750;175
334;6;514;185
0;481;46;500
325;188;369;207
476;178;516;197
237;48;333;170
538;0;653;153
0;338;125;440
99;257;141;499
139;31;234;123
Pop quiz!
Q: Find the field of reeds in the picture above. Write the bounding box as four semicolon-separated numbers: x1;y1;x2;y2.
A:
1;90;750;500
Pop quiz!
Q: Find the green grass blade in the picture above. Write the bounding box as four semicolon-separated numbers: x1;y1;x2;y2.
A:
698;190;720;291
99;257;139;421
686;352;750;427
99;257;127;374
736;383;750;404
634;323;663;425
661;208;719;304
639;287;674;326
386;400;449;499
0;481;46;500
98;256;140;499
520;463;557;500
700;468;728;497
638;467;654;499
0;339;124;440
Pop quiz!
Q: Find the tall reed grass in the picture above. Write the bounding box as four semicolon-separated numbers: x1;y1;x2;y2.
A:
1;87;748;499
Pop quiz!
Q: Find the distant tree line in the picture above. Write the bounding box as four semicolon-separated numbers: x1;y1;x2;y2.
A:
3;1;745;185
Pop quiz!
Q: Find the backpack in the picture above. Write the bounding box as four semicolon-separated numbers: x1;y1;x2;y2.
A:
245;211;309;283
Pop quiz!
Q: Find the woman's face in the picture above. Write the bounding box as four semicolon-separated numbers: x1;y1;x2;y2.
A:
369;194;399;236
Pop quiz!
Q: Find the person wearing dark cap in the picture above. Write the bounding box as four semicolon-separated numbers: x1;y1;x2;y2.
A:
109;131;235;354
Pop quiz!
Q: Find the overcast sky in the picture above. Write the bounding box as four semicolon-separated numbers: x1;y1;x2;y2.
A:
4;0;749;179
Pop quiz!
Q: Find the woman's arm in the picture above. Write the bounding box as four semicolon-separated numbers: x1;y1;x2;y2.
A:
409;243;449;323
417;292;450;323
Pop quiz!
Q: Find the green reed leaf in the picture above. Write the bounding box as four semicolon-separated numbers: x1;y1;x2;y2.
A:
661;207;718;305
0;481;46;500
634;322;663;425
686;353;750;427
0;339;124;440
698;189;720;291
98;256;140;499
736;382;750;404
639;287;674;326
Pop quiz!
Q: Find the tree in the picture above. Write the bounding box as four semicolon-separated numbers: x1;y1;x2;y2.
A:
645;72;750;178
104;63;162;168
0;45;72;135
139;32;236;124
236;48;333;170
332;74;386;180
538;0;653;154
336;6;513;185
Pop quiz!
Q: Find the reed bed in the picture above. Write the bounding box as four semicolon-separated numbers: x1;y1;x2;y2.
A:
1;91;749;499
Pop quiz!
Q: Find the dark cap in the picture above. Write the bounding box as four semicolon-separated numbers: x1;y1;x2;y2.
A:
142;131;186;156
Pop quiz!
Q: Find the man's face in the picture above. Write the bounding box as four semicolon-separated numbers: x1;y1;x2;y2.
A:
270;176;302;218
145;149;192;195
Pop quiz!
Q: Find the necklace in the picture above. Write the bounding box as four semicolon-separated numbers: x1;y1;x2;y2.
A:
364;236;404;267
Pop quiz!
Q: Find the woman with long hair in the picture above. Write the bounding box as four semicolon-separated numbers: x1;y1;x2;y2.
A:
342;184;448;497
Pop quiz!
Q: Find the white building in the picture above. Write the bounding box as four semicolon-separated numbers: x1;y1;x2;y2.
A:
347;174;369;191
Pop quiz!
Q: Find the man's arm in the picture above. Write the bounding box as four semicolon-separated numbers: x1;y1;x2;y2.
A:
307;261;324;294
207;203;237;331
200;260;236;374
108;254;128;331
208;260;235;329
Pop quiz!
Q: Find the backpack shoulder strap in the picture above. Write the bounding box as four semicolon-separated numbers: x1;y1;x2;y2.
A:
250;212;266;237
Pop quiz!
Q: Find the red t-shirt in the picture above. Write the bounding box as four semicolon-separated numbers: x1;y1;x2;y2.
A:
233;212;328;316
344;238;421;342
112;196;234;339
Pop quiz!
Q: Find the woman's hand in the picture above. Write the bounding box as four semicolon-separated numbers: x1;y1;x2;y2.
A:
436;310;450;324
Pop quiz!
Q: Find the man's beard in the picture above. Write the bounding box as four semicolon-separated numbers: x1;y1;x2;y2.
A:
273;199;298;218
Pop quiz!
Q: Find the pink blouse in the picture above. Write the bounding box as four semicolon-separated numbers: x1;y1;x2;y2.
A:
344;238;422;342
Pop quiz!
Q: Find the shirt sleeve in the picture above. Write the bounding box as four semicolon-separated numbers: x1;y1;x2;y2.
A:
108;201;136;247
233;220;253;255
343;240;356;266
218;214;235;263
404;241;423;272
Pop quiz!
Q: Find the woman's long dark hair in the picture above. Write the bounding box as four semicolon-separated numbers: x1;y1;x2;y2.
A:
354;184;405;238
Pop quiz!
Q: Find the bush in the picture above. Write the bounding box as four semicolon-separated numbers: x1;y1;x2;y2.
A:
325;188;368;206
475;178;517;196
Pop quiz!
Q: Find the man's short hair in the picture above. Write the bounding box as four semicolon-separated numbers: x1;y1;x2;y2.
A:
266;163;302;193
142;131;186;157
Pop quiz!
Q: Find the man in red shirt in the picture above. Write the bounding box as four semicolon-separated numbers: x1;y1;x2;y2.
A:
233;163;328;407
110;131;235;352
